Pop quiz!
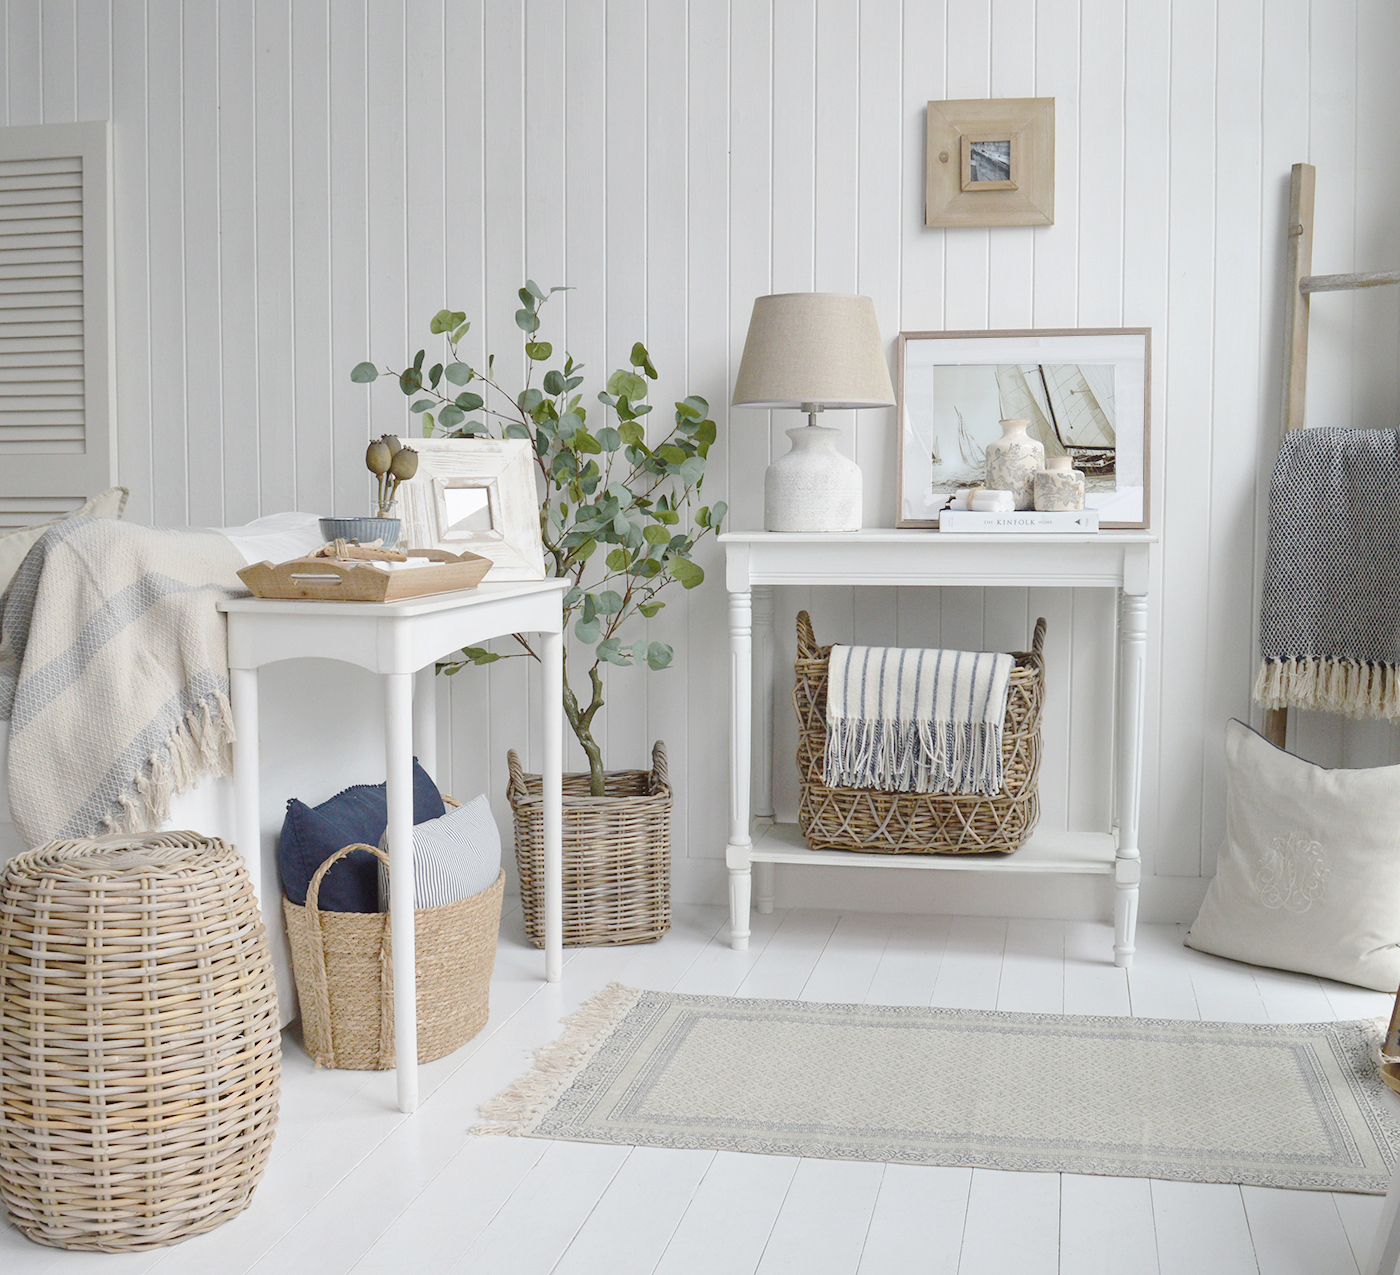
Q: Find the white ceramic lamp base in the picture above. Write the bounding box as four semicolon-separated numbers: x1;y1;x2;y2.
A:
764;425;862;532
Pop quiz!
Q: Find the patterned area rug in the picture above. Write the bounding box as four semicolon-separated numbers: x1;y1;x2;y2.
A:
477;984;1400;1193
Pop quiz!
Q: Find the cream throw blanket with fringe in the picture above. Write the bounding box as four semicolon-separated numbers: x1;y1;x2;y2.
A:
1255;428;1400;718
823;643;1015;795
0;517;247;847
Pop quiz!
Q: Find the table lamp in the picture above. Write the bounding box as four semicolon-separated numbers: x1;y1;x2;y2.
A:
732;292;895;532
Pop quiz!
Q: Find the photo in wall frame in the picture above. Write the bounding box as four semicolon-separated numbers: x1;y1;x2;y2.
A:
896;328;1152;530
397;437;546;579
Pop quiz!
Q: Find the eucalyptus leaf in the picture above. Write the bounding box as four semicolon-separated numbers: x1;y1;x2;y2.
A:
606;546;630;571
515;308;540;332
574;615;602;644
595;589;624;615
351;362;379;383
526;340;553;361
410;398;435;413
444;362;473;385
639;600;664;617
455;392;484;411
646;641;674;670
595;637;628;666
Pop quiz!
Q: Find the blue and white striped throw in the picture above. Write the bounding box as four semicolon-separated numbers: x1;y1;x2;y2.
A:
823;644;1016;795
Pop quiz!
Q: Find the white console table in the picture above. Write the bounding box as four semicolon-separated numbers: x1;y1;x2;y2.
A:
721;529;1156;969
220;579;567;1114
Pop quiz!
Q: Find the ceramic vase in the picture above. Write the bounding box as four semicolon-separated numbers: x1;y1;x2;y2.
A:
984;418;1044;511
764;425;862;532
1033;455;1086;512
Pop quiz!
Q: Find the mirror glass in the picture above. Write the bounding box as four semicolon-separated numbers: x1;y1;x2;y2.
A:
442;485;493;537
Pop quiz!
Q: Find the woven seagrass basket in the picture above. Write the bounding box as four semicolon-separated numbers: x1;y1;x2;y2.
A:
0;832;281;1252
508;741;672;947
795;612;1047;854
282;841;503;1070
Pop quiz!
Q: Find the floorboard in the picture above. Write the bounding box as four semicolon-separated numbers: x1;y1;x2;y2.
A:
2;916;1392;1275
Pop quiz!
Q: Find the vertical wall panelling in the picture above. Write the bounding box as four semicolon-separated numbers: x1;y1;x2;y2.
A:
253;0;296;519
646;0;692;858
8;4;41;126
18;0;1400;920
684;0;732;883
1200;2;1264;872
289;0;333;520
1156;0;1219;874
218;1;259;526
442;0;487;839
110;0;152;522
182;5;223;524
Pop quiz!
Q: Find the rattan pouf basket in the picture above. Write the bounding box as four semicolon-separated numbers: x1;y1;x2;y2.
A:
0;832;281;1252
282;844;503;1070
795;612;1047;854
508;742;672;947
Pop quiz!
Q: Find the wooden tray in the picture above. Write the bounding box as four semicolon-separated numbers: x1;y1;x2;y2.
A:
238;548;492;602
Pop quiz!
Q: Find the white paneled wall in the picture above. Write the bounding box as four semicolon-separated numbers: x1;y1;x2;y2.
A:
6;1;1399;917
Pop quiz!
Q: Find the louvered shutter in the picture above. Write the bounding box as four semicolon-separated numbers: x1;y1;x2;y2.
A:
0;122;114;528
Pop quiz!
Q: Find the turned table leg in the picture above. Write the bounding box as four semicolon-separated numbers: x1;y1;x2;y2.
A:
727;589;753;950
1114;590;1147;969
384;671;419;1113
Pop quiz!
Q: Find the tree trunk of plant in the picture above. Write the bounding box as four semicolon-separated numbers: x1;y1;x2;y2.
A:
562;656;608;797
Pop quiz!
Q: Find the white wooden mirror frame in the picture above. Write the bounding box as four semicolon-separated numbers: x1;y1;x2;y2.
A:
398;438;546;580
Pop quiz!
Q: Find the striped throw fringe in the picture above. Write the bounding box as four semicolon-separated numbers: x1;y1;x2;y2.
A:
823;644;1016;796
1254;657;1400;720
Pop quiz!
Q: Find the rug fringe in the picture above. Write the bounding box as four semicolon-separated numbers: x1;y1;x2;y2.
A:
474;982;643;1136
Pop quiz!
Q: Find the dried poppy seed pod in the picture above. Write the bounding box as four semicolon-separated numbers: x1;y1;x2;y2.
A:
365;438;392;475
389;446;419;481
381;434;403;457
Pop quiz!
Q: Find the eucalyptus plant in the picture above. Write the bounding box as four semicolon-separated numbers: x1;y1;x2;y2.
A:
351;283;725;795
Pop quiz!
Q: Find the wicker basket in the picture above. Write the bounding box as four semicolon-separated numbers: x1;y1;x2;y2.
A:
0;832;281;1252
508;742;672;948
282;842;503;1070
795;612;1047;854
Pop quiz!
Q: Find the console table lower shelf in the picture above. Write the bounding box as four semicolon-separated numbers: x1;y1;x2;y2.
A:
736;821;1133;951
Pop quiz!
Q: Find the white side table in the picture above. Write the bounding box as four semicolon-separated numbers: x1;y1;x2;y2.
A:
219;579;568;1113
721;530;1156;968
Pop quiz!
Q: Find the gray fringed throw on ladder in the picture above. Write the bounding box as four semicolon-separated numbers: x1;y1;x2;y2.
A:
1255;427;1400;718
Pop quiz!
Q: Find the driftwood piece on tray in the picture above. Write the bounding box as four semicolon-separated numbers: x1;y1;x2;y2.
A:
309;538;408;562
238;547;491;602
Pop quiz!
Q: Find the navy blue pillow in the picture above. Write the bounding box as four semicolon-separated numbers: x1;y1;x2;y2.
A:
278;759;446;913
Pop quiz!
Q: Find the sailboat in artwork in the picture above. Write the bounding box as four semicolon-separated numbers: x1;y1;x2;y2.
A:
995;364;1116;474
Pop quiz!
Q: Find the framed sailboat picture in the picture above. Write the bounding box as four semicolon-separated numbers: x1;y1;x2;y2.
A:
895;328;1152;529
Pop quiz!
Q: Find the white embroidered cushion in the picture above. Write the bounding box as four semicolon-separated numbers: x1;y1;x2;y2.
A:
1185;718;1400;991
376;792;502;911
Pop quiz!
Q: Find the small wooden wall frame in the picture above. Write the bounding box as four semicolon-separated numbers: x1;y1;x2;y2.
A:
926;98;1054;228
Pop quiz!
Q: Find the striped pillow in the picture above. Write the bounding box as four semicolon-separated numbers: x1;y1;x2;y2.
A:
377;793;502;911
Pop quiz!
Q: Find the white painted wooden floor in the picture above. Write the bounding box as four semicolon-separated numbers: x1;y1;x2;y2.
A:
3;901;1394;1275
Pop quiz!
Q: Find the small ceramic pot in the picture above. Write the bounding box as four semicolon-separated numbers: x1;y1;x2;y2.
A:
1033;456;1086;512
319;516;401;549
984;418;1044;510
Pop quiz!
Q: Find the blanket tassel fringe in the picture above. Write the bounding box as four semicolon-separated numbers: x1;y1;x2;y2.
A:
1254;658;1400;721
104;692;236;835
474;982;642;1137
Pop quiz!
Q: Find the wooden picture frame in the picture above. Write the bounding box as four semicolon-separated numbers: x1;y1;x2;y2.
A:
926;98;1054;227
895;328;1152;530
397;437;547;580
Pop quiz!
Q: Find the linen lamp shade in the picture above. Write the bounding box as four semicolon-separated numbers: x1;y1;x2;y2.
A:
732;293;895;409
731;293;894;532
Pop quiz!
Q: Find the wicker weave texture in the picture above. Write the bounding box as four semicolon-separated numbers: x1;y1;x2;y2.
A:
794;613;1047;854
283;843;503;1071
0;832;281;1252
508;742;672;948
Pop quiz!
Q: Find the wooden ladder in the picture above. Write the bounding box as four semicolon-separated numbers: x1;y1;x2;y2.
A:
1262;162;1400;750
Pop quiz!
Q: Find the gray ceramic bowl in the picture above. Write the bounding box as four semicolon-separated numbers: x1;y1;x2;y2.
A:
319;516;401;549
